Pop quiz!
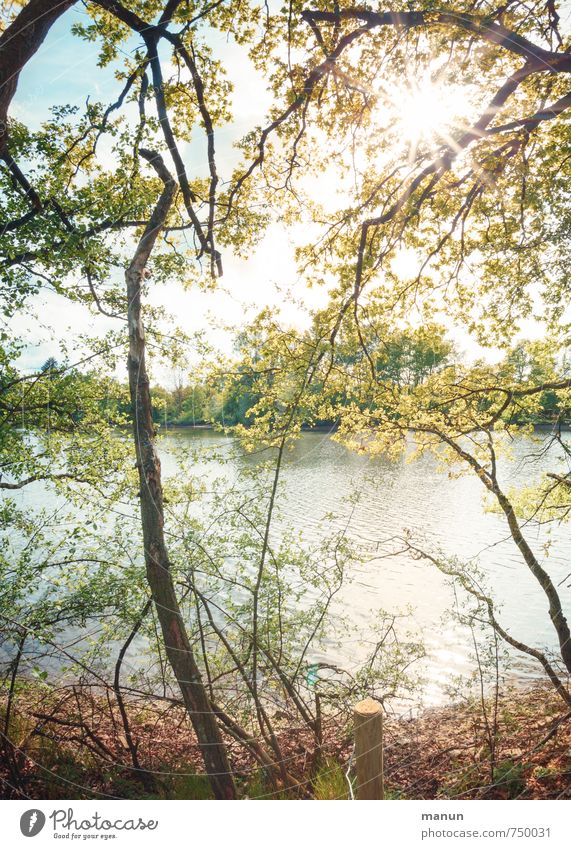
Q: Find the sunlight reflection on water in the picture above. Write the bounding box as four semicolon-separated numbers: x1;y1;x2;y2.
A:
160;428;571;706
7;428;570;707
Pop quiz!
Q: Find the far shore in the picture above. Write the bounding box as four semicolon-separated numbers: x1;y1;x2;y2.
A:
158;421;570;433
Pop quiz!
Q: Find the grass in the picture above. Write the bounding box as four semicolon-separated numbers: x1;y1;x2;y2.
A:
313;758;350;800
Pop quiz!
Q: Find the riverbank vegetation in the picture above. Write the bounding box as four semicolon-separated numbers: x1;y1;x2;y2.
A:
1;0;571;799
2;682;570;799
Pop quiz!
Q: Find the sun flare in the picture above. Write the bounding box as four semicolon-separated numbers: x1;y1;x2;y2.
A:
397;78;461;145
375;70;469;158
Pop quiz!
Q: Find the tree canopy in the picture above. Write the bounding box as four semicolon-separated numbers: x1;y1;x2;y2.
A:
1;0;571;801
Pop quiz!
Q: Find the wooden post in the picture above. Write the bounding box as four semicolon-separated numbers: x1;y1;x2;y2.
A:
353;697;384;800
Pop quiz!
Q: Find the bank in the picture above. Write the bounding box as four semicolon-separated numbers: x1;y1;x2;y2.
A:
1;683;570;800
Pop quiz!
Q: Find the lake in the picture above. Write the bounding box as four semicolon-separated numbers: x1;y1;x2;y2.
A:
160;428;571;707
6;427;571;708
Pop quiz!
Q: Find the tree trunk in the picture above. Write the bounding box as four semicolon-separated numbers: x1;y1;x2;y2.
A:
125;149;236;799
0;0;76;156
495;488;571;674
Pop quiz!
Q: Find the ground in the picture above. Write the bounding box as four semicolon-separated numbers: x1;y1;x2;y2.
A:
1;683;570;799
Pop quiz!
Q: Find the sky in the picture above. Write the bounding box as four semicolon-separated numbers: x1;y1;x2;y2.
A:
7;3;551;383
9;5;333;384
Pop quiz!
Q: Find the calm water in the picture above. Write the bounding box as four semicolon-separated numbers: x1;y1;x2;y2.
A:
6;428;571;707
160;429;571;705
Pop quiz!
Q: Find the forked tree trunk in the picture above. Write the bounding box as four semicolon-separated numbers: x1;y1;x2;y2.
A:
125;149;235;800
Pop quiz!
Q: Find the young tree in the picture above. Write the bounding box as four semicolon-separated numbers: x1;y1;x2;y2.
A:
0;0;284;798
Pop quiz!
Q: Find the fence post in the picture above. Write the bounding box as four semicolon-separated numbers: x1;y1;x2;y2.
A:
353;697;384;800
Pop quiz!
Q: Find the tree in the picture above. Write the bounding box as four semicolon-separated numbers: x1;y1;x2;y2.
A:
325;329;571;705
0;0;283;798
124;148;235;797
1;0;424;798
3;0;571;797
288;6;571;335
253;4;571;707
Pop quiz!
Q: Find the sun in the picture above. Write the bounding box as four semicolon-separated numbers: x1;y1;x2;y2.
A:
374;68;469;158
397;76;461;146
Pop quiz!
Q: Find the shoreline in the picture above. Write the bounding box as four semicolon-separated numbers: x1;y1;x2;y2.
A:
156;421;568;433
2;681;569;800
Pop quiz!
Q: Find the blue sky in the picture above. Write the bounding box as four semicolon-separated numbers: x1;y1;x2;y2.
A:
15;8;119;125
10;6;322;381
9;4;546;378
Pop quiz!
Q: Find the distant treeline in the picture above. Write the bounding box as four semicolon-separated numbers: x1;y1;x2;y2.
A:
149;381;241;427
148;334;570;428
29;333;570;431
